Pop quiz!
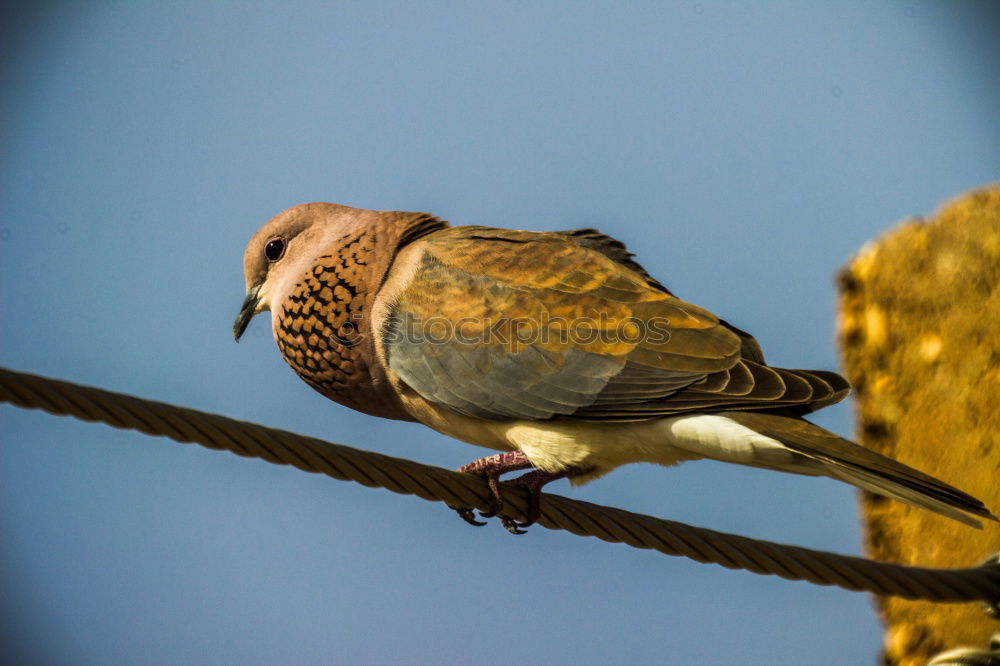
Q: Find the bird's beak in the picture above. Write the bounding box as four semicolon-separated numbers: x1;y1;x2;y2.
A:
233;285;261;342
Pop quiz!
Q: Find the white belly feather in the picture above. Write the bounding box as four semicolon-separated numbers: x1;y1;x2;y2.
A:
407;391;807;485
505;414;809;484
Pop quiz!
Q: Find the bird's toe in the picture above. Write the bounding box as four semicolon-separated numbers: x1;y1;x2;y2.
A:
452;506;488;527
499;515;528;535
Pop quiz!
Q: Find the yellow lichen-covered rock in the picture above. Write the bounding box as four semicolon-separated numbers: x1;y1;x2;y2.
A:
838;186;1000;666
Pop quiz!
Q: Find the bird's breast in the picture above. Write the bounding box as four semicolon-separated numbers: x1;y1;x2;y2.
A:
273;245;414;421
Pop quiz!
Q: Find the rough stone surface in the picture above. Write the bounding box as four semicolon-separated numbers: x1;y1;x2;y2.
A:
838;186;1000;666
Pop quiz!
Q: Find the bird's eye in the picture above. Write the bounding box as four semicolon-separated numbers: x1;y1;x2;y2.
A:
264;237;286;262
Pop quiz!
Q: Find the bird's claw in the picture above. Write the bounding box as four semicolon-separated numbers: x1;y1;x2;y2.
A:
452;453;578;534
452;506;488;527
450;474;520;529
500;515;528;535
450;506;528;534
449;475;530;532
452;473;550;534
478;476;504;518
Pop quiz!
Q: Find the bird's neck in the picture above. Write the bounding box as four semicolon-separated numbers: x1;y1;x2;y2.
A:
272;212;447;421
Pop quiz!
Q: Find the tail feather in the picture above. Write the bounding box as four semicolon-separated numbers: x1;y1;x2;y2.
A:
722;411;998;529
824;465;984;528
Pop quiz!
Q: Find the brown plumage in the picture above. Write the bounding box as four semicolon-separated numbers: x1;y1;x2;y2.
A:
235;202;997;531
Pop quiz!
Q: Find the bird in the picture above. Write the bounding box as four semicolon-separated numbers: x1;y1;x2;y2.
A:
234;202;997;533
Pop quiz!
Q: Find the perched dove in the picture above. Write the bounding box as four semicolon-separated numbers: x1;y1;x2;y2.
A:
235;203;997;533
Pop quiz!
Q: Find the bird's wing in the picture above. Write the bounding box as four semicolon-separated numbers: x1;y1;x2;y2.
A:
557;228;767;363
383;226;844;421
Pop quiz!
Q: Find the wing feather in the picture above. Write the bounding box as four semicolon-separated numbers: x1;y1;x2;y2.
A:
385;226;846;421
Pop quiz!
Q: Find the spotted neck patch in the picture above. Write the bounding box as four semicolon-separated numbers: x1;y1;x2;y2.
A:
274;231;389;416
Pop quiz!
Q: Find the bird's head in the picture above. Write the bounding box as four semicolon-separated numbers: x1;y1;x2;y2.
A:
233;202;372;341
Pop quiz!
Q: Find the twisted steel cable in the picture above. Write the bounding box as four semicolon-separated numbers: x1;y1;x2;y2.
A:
1;366;997;603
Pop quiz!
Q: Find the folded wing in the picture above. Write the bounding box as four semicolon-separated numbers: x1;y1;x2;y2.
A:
384;227;847;421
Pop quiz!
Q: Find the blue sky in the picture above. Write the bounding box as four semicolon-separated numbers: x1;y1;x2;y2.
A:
2;2;998;664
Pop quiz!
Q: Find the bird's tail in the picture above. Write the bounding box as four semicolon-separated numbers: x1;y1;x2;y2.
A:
722;411;998;529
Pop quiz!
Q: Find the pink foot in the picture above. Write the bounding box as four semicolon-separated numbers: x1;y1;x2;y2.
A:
452;452;580;534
